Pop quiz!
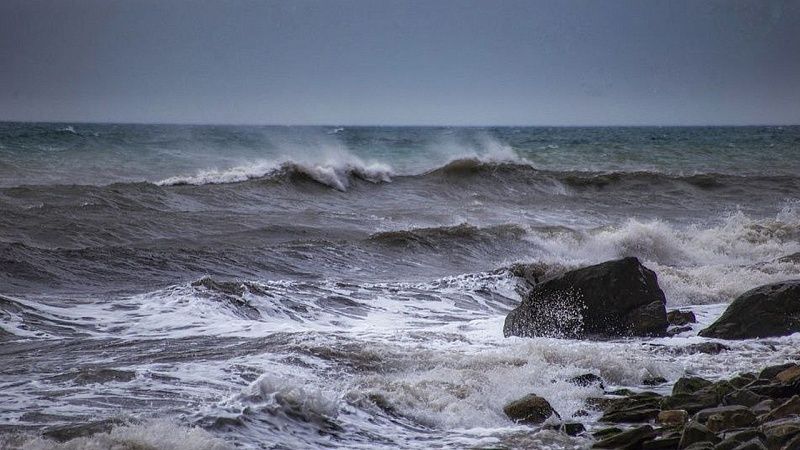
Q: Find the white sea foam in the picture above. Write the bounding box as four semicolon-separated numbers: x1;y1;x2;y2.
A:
521;205;800;305
10;420;230;450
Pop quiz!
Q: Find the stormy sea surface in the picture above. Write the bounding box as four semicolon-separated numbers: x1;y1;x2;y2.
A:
0;123;799;449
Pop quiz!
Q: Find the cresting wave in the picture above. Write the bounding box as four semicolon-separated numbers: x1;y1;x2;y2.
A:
148;157;799;192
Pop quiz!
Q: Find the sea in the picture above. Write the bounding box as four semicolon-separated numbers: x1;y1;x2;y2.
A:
0;123;799;449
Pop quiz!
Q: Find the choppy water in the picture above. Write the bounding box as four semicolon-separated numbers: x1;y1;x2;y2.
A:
1;123;799;449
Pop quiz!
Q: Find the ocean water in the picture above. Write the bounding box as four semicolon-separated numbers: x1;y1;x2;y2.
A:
0;123;799;449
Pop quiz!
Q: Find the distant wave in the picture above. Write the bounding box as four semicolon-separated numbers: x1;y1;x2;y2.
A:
152;156;799;192
157;159;393;191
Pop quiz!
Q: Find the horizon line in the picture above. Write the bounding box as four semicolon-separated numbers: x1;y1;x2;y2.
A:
1;119;799;128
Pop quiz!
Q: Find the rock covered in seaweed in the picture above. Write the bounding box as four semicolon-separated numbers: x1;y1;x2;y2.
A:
699;280;800;340
504;257;668;339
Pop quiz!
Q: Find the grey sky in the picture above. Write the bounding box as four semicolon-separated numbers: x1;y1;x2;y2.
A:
1;0;799;125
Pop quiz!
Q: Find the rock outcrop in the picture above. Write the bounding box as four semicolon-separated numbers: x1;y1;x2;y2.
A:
699;280;800;339
504;257;668;339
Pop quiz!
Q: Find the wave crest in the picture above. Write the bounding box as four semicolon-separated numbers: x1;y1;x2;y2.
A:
156;158;393;191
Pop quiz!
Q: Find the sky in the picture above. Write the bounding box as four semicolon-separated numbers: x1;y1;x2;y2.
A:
1;0;799;126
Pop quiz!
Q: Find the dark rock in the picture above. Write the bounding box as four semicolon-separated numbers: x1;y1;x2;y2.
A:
724;438;768;450
680;342;731;355
719;428;766;444
668;310;697;326
759;417;800;449
643;376;668;386
747;381;800;399
683;443;714;450
762;395;800;422
722;389;769;408
503;394;559;424
668;325;694;336
699;281;800;339
674;377;713;396
663;393;720;415
694;405;756;432
656;409;689;427
600;393;663;423
607;388;637;396
592;427;623;439
562;422;586;436
593;425;657;449
642;435;682;450
781;432;800;450
658;409;689;427
71;368;136;385
714;429;768;450
751;399;776;416
43;418;131;442
568;373;605;389
775;365;800;383
572;409;590;417
777;253;800;264
504;257;668;339
729;373;758;389
759;363;799;380
679;421;720;448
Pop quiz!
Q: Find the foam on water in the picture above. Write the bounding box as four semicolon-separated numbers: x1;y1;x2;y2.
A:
5;420;230;450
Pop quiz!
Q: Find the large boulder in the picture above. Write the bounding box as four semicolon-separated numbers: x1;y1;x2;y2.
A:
504;257;668;339
699;280;800;340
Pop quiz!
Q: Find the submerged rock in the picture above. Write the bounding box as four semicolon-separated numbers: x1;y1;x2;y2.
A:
503;394;559;425
568;373;605;389
504;257;668;339
668;309;697;326
699;280;800;339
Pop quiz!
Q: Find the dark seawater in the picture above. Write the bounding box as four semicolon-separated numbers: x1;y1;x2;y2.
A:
1;123;799;449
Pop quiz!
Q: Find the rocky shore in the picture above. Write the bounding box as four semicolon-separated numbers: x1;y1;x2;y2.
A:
503;258;800;449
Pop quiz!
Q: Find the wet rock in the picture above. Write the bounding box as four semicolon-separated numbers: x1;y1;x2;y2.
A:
699;281;800;339
751;399;776;416
607;388;637;396
776;365;800;383
714;429;768;450
568;373;605;389
71;368;136;385
668;325;694;336
782;433;800;450
747;381;800;399
724;438;767;450
759;417;800;449
662;393;721;415
504;257;668;339
683;443;715;450
43;418;131;442
600;393;663;423
762;395;800;422
679;342;731;355
562;422;586;436
760;363;798;380
722;389;769;408
695;405;756;432
592;427;623;439
674;377;714;396
658;409;689;427
572;409;590;418
592;424;656;449
668;310;697;326
679;421;720;448
729;373;758;389
642;434;681;450
643;376;668;386
503;394;559;425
